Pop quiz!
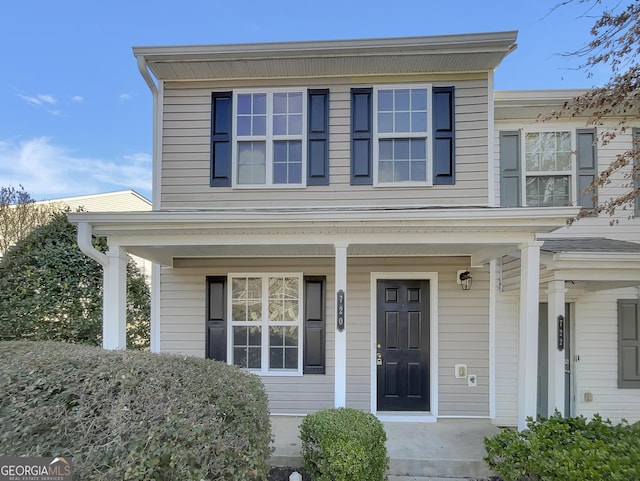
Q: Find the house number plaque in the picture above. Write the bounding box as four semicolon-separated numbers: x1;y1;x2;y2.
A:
337;289;345;331
557;314;565;351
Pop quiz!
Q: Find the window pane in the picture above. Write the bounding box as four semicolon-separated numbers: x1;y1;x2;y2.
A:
411;160;426;181
237;116;251;136
253;94;266;114
253;115;266;136
395;89;410;110
378;113;393;133
411;112;427;132
285;348;298;369
394;139;410;159
378;90;393;111
273;115;287;135
379;161;393;182
248;347;261;369
234;326;247;345
411;89;427;110
379;139;393;160
395;112;410;132
289;92;302;113
273;93;287;114
237;94;252;115
394;160;410;181
269;347;283;369
238;142;266;184
410;139;426;160
289;114;302;135
234;347;248;368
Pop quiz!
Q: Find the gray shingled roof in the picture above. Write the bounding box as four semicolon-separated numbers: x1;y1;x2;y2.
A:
542;238;640;254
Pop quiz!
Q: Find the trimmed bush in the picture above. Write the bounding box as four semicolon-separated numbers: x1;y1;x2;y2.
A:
0;341;272;480
484;411;640;481
300;407;388;481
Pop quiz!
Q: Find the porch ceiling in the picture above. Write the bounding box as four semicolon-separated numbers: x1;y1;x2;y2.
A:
133;31;518;81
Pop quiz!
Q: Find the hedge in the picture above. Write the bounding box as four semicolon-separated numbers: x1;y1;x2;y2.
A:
0;341;272;480
484;411;640;481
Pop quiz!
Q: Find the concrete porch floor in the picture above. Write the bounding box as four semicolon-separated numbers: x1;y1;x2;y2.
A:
270;416;501;480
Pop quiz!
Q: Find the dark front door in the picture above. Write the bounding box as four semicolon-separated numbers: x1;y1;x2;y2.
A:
376;279;430;411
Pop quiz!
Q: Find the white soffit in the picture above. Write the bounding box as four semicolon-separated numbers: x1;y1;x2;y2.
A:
133;31;518;81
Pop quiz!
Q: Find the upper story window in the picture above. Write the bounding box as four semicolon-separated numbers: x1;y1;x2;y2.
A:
499;128;597;208
374;86;430;185
351;85;455;186
235;90;305;186
524;131;572;206
210;89;329;189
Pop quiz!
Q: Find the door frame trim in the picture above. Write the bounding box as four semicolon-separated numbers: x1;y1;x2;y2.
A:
370;272;439;422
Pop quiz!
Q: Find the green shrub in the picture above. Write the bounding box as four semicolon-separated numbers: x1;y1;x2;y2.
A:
300;407;388;481
484;411;640;481
0;341;272;481
0;212;150;349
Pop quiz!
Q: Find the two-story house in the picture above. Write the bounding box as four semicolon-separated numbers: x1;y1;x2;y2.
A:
69;31;640;431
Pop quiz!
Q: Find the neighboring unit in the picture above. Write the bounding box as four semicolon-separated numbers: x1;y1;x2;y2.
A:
69;32;640;431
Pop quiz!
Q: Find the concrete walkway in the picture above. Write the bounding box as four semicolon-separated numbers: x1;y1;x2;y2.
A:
270;416;501;479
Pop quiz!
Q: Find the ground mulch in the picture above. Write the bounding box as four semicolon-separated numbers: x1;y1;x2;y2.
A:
267;466;502;480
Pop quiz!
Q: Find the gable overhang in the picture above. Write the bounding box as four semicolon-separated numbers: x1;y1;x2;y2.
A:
541;251;640;290
133;31;518;82
69;206;574;267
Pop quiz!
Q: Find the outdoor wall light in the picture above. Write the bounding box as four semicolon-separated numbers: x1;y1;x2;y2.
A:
457;270;473;291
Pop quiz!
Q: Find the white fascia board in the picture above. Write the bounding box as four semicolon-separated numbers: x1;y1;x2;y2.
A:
68;206;577;226
133;31;518;62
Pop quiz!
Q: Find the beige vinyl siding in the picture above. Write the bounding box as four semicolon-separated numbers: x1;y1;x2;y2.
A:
159;255;490;417
573;287;640;423
494;291;519;426
159;77;490;209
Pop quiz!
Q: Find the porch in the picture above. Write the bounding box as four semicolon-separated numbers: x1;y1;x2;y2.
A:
270;415;500;480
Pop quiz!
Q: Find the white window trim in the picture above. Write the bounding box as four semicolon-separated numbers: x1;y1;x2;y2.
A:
520;128;577;207
232;88;308;189
226;272;304;376
372;83;433;187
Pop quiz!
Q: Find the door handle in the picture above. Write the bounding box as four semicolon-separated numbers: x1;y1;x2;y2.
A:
376;352;383;366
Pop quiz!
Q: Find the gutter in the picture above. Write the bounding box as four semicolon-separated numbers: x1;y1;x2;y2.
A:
77;222;107;267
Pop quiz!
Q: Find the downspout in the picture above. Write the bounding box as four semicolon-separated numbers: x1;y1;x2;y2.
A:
135;54;160;211
136;54;162;352
77;222;107;267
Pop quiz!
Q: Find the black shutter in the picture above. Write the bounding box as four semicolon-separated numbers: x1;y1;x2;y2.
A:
432;87;455;185
618;299;640;388
303;276;326;374
576;129;597;209
500;131;522;207
350;88;373;184
308;89;330;185
206;276;227;362
210;92;232;187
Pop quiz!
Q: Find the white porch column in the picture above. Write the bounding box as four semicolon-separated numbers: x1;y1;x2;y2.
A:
547;280;567;416
103;246;128;350
334;242;348;408
518;241;543;430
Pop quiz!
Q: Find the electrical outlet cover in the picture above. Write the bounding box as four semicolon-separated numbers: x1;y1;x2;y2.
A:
468;374;477;387
454;364;467;378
